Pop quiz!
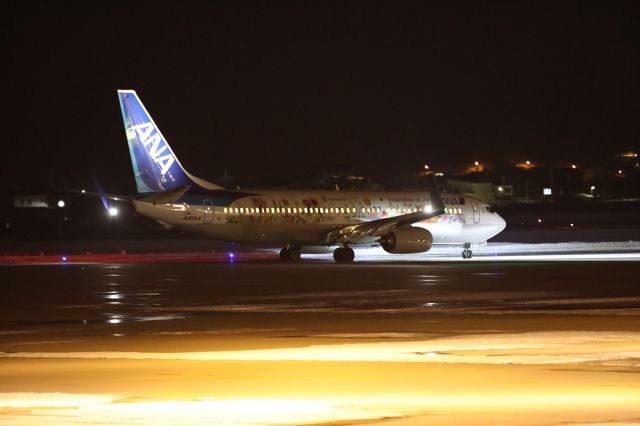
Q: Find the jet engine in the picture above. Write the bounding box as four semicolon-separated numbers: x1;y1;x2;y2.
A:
379;227;433;254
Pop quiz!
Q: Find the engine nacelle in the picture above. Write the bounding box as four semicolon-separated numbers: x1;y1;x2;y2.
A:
380;227;433;254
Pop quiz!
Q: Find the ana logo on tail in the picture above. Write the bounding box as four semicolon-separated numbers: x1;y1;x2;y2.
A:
130;122;175;176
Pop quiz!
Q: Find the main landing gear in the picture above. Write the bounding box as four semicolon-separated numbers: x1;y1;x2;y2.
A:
280;245;301;262
333;246;355;263
462;243;473;259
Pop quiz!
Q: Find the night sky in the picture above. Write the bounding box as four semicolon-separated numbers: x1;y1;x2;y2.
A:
6;0;639;191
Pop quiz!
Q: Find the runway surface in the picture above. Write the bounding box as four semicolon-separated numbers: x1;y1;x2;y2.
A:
1;259;640;425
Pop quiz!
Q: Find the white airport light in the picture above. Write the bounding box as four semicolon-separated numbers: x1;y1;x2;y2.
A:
618;170;623;174
537;218;542;223
543;188;552;196
108;207;119;217
424;204;432;213
424;164;429;170
526;160;531;165
571;164;577;169
57;200;65;208
81;189;86;194
474;161;479;166
497;186;504;192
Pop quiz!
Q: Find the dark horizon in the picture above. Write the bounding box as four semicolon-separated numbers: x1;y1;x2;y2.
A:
7;0;639;192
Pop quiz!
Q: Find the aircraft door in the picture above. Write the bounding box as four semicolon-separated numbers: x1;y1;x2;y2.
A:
203;199;214;223
471;201;480;224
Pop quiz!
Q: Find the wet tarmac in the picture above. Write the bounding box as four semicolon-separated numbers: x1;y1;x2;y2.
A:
1;260;640;425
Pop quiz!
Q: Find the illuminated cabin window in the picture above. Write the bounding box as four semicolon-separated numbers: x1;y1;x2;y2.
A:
339;207;343;213
377;207;381;213
314;207;318;213
223;207;228;213
352;207;355;213
240;207;244;213
303;207;307;213
361;207;365;213
292;208;296;214
287;208;291;214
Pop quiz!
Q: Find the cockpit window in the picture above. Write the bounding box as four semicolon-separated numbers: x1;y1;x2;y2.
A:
486;206;495;213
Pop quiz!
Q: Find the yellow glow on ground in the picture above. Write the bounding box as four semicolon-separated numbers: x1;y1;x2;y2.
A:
2;331;640;425
4;331;640;365
1;392;639;426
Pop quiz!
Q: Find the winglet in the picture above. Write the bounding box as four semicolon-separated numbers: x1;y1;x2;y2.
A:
427;175;445;215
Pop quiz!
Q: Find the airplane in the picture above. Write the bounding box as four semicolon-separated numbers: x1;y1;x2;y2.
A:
116;90;506;262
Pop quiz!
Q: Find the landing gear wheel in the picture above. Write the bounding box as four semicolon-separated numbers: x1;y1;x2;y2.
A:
462;249;473;259
288;247;301;262
333;247;355;263
280;248;288;262
280;246;301;262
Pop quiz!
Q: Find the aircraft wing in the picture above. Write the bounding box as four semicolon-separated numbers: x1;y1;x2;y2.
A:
323;178;445;245
323;208;443;245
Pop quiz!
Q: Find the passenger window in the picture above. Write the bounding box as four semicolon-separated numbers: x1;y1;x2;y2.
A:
223;207;228;213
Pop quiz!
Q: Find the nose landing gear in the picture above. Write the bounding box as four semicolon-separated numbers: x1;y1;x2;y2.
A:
333;246;355;263
462;243;473;259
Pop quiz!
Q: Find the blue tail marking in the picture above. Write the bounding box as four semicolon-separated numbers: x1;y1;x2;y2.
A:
118;90;196;193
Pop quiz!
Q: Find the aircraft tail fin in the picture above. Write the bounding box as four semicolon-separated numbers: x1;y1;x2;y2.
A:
118;90;223;193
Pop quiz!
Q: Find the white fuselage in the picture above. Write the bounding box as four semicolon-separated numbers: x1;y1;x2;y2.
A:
133;190;506;247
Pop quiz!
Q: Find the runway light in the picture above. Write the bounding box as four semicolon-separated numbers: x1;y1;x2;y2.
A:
81;189;86;194
537;218;542;223
57;200;65;208
498;186;504;192
108;207;118;217
618;170;623;174
474;161;479;166
526;160;531;165
61;256;68;262
570;223;574;227
571;164;577;169
424;164;429;170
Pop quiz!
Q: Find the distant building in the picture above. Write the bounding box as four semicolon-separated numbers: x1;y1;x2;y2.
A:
13;195;49;209
446;179;495;204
